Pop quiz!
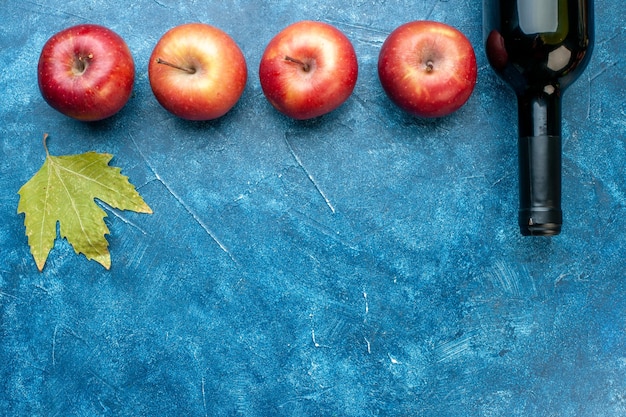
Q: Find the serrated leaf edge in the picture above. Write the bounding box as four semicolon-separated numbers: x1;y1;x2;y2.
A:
17;135;152;272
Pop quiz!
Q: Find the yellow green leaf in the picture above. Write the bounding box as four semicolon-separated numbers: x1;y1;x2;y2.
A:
17;134;152;271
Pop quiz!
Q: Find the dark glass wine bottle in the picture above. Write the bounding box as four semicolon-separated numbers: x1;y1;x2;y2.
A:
483;0;594;236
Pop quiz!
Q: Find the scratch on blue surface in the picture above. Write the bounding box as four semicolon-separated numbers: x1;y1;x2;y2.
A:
128;134;238;264
201;376;208;417
21;0;88;20
98;203;148;235
278;386;335;409
287;210;359;251
491;260;522;296
284;135;336;214
486;260;537;298
363;289;369;321
324;19;387;47
426;0;439;20
589;61;618;83
388;352;402;364
309;314;332;349
0;290;20;301
52;324;59;366
435;334;474;363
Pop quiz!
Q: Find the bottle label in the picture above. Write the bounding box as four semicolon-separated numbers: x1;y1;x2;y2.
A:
517;0;558;34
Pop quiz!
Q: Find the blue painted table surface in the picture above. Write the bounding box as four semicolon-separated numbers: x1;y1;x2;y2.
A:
1;1;625;416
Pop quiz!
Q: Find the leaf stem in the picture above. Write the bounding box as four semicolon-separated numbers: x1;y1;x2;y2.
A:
43;133;50;157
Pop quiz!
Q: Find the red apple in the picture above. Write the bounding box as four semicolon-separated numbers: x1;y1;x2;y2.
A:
37;24;135;122
148;23;247;121
258;20;358;120
378;20;477;118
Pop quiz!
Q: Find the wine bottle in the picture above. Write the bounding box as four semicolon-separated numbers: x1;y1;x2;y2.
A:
483;0;594;236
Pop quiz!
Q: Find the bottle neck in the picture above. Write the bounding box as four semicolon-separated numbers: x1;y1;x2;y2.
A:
516;89;563;236
517;89;562;138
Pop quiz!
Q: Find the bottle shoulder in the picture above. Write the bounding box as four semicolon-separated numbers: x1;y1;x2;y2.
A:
483;0;594;92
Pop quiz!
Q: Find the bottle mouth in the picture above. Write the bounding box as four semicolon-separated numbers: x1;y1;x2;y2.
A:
519;208;562;236
520;222;561;236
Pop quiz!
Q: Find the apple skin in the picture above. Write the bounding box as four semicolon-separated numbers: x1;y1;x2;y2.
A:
378;20;477;118
148;23;248;121
37;24;135;122
259;20;358;120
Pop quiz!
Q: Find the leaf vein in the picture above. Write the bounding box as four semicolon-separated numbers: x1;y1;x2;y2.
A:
55;159;122;197
51;160;96;248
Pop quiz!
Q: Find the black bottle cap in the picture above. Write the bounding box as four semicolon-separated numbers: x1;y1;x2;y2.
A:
518;135;562;237
519;207;562;236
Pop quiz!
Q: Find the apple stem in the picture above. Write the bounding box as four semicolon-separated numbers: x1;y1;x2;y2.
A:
156;58;196;74
425;60;434;73
284;56;311;72
73;53;93;75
